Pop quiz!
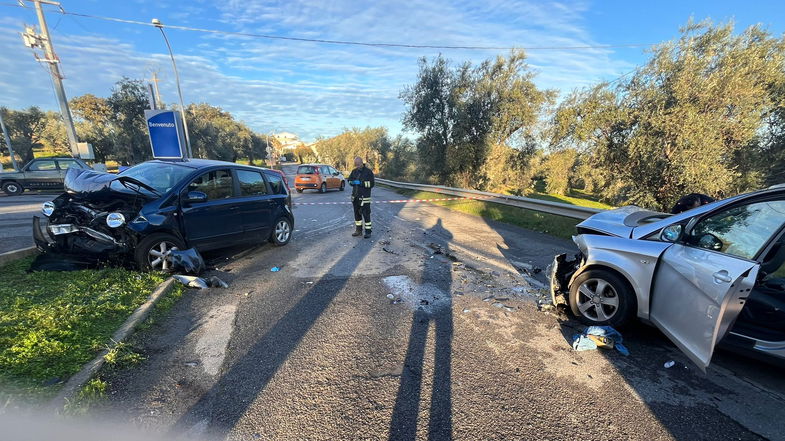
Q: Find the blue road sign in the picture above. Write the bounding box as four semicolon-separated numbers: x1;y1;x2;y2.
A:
144;110;185;159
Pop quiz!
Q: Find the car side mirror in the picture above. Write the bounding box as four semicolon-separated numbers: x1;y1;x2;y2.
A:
184;191;208;204
697;233;724;251
660;224;683;242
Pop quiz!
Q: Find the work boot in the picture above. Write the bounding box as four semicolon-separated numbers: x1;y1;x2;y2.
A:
352;226;363;237
363;229;372;239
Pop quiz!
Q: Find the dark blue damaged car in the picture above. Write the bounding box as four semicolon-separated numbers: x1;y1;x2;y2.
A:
33;159;294;271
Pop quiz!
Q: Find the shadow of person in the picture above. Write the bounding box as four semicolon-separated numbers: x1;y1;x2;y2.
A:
389;218;454;441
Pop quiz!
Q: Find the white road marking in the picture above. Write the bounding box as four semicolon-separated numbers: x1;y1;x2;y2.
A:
194;304;237;377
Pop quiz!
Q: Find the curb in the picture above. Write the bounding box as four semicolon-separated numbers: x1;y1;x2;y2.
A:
0;246;38;266
47;277;177;412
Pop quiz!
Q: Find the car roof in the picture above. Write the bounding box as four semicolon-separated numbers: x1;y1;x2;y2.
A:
143;159;282;175
299;163;328;167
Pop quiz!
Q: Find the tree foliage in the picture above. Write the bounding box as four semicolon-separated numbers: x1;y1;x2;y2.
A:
552;21;785;209
401;50;553;188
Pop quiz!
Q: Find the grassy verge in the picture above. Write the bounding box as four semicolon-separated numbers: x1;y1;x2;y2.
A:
526;190;614;210
0;257;180;403
380;185;580;239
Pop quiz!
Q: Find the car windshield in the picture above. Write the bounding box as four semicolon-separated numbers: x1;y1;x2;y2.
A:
117;162;194;194
297;166;317;174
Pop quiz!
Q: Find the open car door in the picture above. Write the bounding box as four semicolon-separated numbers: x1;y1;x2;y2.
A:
650;244;758;370
650;195;785;370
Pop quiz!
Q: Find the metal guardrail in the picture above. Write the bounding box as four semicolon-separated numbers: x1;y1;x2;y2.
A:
376;178;604;220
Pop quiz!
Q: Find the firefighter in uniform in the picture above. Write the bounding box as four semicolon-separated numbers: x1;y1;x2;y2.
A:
348;156;375;238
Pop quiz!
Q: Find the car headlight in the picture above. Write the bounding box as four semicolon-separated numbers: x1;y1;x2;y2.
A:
42;201;55;217
106;212;126;228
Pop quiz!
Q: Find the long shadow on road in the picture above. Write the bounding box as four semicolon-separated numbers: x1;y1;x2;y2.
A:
171;199;404;439
388;218;454;441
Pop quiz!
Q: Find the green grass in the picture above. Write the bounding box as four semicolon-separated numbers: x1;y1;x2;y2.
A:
0;257;176;401
526;190;614;210
381;186;580;239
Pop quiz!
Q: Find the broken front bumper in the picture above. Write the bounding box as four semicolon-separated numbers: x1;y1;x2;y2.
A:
33;216;126;254
549;253;581;307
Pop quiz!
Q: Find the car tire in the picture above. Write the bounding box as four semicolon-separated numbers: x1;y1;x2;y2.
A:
339;181;345;191
569;269;636;328
135;233;185;272
319;182;326;193
2;181;23;196
296;188;303;193
270;217;292;246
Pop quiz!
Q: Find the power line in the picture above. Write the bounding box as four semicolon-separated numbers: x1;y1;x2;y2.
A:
1;1;654;52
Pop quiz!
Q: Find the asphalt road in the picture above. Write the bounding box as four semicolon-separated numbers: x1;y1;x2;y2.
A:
18;165;785;440
0;192;57;253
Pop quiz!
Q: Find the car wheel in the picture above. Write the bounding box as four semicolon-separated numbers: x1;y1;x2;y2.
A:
135;233;185;272
270;217;292;246
2;181;23;196
319;182;327;193
339;181;345;191
569;269;636;328
296;188;304;193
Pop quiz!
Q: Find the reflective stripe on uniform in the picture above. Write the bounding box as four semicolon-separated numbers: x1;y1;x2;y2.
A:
365;222;372;230
355;220;363;226
364;181;371;188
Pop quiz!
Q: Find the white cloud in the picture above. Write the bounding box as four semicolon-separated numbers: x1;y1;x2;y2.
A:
0;1;635;141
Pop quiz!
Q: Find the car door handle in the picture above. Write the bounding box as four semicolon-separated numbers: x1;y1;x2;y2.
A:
713;270;732;284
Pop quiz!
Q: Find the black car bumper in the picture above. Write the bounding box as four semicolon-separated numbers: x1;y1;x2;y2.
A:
33;216;127;255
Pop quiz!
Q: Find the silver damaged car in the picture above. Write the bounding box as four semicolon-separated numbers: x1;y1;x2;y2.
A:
550;187;785;369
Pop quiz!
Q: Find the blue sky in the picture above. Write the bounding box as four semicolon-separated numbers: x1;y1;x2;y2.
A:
1;0;784;141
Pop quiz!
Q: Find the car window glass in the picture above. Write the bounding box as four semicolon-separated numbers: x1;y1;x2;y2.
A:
237;170;268;196
689;199;785;259
188;169;233;200
297;165;316;174
330;167;338;175
28;160;56;171
57;159;82;170
264;171;285;194
321;166;330;175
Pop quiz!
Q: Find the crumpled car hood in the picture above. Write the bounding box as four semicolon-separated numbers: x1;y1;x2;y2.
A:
577;205;670;238
64;168;159;201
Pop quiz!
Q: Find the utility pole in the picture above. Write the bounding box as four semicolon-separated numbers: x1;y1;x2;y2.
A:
0;109;20;171
21;0;79;157
149;71;162;107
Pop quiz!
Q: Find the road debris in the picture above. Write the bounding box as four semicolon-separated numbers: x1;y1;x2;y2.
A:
492;302;515;311
206;275;229;288
482;295;495;302
168;248;206;275
572;326;629;356
462;308;471;313
386;293;395;300
184;361;199;367
664;360;676;369
173;275;209;289
271;267;281;272
382;247;398;255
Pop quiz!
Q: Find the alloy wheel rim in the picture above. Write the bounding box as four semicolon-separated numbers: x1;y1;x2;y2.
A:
148;241;177;270
7;184;19;193
275;220;290;243
576;278;619;321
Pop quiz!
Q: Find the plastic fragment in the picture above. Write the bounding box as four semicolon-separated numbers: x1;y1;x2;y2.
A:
271;267;280;272
664;361;676;369
173;275;208;289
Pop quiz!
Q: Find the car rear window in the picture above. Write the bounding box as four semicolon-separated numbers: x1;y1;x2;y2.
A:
237;170;268;196
298;166;317;174
28;160;56;171
264;171;286;194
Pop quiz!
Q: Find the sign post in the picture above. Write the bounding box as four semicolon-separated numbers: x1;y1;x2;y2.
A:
144;109;186;159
